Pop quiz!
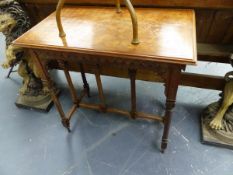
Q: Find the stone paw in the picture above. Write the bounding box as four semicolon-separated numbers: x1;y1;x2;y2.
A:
1;62;10;69
209;119;223;130
19;86;27;95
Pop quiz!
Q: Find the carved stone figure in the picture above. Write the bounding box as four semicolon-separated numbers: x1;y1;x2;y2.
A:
202;55;233;148
0;0;51;110
209;71;233;130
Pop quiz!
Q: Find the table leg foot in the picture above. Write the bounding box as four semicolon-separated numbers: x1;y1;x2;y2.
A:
62;118;71;132
161;100;174;152
161;66;182;152
161;139;168;153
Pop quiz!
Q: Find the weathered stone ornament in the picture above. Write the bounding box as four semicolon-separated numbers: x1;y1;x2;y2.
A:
201;56;233;149
0;0;53;111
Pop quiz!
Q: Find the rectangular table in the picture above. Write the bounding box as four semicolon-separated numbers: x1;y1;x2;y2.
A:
14;6;197;152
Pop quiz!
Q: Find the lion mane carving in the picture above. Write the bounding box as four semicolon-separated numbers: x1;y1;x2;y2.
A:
0;0;49;96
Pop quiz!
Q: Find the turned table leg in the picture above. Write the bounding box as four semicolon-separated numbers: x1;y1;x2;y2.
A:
58;60;81;125
79;63;90;97
32;51;71;132
6;65;15;78
94;66;107;112
129;69;137;119
58;60;79;105
161;66;182;153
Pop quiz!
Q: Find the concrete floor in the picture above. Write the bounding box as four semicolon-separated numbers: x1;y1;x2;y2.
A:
0;33;233;175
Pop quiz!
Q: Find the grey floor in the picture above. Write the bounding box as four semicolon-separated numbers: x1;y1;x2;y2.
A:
0;33;233;175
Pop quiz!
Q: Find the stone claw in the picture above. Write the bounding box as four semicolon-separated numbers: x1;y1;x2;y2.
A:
1;62;10;69
209;118;223;130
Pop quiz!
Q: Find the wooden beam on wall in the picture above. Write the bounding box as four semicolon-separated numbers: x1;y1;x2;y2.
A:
181;72;225;90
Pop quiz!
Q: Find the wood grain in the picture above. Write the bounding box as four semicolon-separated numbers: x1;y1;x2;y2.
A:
14;6;197;65
20;1;233;44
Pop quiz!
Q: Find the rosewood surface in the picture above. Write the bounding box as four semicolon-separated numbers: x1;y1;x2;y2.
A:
15;6;196;65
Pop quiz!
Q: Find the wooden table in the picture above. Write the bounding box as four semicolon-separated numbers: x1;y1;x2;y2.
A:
13;6;197;152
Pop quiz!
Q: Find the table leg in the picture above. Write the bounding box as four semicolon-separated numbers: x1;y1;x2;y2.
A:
94;67;107;112
161;67;182;153
58;60;79;105
33;51;70;132
129;69;137;119
79;63;90;97
6;65;15;78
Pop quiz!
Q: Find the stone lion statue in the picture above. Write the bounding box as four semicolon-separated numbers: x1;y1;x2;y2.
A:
0;0;30;67
209;55;233;130
0;0;49;96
